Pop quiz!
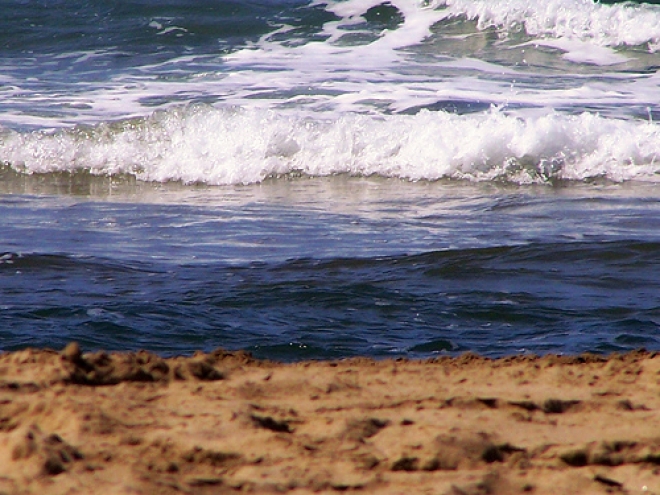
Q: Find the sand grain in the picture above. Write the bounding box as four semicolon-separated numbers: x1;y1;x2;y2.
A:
0;347;659;494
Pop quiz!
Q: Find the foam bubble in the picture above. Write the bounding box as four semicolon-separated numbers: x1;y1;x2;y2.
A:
527;38;631;65
440;0;660;50
2;106;660;185
4;0;660;130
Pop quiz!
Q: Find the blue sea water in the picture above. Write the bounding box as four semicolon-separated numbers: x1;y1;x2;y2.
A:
2;0;660;360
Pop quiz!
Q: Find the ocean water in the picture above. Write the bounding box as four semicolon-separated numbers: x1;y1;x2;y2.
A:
2;0;660;360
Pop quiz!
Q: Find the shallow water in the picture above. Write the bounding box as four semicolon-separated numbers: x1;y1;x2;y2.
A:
1;174;659;360
2;0;660;359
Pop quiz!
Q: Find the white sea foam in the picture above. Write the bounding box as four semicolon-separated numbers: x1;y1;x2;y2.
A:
2;106;660;185
2;0;660;130
439;0;660;49
0;0;660;128
278;0;660;65
525;38;631;66
310;0;660;50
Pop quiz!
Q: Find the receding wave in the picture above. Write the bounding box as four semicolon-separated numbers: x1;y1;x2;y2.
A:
2;106;660;185
4;0;660;129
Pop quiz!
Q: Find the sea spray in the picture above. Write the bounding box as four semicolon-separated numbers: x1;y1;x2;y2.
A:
3;106;660;185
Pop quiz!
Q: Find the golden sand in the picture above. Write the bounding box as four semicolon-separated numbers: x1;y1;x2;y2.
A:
0;344;659;494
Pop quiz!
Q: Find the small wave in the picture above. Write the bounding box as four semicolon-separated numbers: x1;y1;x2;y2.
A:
4;0;660;130
2;105;660;185
303;0;660;51
0;252;157;274
393;0;660;50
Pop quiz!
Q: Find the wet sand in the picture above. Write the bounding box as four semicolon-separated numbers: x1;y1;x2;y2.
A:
0;345;659;494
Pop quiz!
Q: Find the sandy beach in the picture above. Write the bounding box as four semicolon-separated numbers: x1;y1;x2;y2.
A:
0;345;659;494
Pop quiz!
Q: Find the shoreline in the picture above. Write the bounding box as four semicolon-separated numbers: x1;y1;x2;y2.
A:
1;345;659;494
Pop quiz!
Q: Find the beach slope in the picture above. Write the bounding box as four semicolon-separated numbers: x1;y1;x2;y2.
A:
0;346;659;494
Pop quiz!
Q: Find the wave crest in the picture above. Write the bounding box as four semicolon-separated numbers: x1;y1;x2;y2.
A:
432;0;660;49
2;106;660;185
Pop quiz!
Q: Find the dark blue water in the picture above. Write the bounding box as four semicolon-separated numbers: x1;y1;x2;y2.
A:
3;240;660;359
2;175;660;360
2;0;660;359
